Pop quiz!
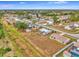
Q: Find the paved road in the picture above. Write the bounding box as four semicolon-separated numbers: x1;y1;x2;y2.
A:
67;34;79;39
53;42;74;57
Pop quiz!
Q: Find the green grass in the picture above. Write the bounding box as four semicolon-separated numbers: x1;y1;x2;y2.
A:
63;34;77;41
65;28;79;34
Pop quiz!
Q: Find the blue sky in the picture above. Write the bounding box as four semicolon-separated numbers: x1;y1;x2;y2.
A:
0;1;79;9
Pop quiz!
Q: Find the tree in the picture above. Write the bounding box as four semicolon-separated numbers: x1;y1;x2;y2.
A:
4;47;11;52
27;15;32;19
15;11;25;15
15;21;28;30
53;15;59;23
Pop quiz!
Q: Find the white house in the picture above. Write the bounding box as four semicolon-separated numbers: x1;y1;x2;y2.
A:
64;23;79;30
64;26;72;30
74;23;79;27
39;28;52;35
47;20;54;25
36;19;54;26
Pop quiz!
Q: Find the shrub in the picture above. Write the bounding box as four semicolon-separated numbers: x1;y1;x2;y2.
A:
4;48;12;52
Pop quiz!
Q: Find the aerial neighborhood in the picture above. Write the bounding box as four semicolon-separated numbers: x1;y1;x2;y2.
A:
0;10;79;57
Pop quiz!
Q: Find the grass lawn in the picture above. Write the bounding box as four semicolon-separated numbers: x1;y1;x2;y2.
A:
63;34;77;41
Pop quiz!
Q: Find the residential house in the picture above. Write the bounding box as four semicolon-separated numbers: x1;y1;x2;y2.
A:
59;15;70;22
64;22;79;30
63;40;79;57
63;51;72;57
50;33;70;44
39;28;52;35
28;24;40;31
36;19;54;26
64;26;72;30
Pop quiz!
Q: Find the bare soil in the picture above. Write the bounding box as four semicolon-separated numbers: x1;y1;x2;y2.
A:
22;31;64;56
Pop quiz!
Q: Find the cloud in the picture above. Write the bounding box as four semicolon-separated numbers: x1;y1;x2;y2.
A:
19;2;26;4
0;4;15;8
48;2;53;4
54;1;68;4
48;1;68;4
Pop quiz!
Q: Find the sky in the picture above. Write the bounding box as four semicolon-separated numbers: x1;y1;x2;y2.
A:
0;1;79;10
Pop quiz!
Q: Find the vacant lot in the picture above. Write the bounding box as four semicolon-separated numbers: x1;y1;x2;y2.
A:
22;31;65;56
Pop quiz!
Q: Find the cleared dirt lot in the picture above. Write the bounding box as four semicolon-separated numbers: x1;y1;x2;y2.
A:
22;31;65;56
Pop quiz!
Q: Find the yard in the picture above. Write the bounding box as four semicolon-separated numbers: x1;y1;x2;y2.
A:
21;31;65;56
